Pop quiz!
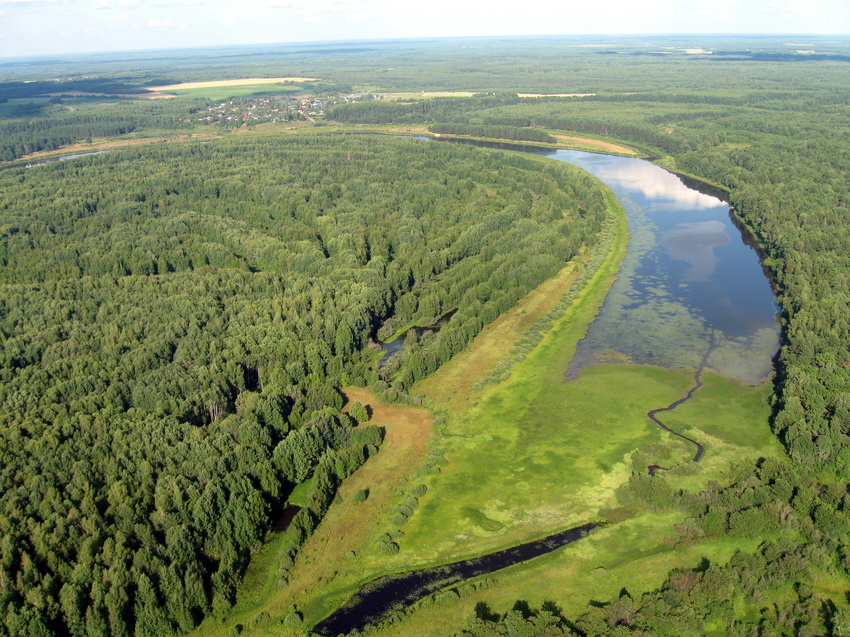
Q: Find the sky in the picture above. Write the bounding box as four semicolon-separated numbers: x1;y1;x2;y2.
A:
1;0;849;59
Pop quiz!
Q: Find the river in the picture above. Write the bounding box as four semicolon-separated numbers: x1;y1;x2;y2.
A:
450;141;780;384
549;148;780;384
313;140;781;635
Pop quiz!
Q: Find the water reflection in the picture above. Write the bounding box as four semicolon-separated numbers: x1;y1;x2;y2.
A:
583;159;724;209
547;149;779;384
663;220;729;282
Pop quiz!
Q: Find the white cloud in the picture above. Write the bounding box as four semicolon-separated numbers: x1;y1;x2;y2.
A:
256;0;298;7
92;0;108;7
0;0;63;4
148;16;173;26
118;0;138;5
345;10;372;22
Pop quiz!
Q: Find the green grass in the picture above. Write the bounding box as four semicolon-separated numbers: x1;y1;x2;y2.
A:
374;510;766;637
189;152;785;637
369;365;782;637
403;364;690;560
664;371;782;455
159;84;303;100
286;480;311;507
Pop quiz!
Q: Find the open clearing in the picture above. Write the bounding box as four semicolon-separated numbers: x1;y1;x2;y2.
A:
552;133;638;155
147;77;318;91
517;92;596;98
189;387;434;635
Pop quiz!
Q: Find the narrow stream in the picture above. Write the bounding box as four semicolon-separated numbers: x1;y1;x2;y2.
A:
377;309;458;363
646;335;717;473
312;523;597;636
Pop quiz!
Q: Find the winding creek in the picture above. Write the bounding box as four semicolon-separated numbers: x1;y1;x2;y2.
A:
313;141;781;635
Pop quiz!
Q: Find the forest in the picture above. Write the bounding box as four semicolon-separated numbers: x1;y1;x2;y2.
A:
0;133;607;636
3;34;850;637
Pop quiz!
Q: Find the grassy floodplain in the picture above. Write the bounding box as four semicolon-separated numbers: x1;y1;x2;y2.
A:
189;150;786;636
371;368;787;637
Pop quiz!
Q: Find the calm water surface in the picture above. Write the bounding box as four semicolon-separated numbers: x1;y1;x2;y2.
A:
546;149;780;383
313;140;781;634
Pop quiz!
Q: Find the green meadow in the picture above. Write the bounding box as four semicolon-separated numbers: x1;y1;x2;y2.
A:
191;146;783;637
157;84;304;100
367;367;781;636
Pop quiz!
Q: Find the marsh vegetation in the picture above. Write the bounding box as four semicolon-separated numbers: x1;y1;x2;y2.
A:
3;34;850;637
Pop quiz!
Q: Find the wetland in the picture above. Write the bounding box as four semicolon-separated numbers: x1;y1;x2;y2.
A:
310;143;782;632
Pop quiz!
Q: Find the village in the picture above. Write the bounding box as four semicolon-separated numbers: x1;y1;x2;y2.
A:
186;92;380;126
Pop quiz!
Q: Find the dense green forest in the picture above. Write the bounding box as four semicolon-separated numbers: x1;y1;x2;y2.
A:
317;52;850;631
0;134;607;636
5;35;850;636
0;100;197;161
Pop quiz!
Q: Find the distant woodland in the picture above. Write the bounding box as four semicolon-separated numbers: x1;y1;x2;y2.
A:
0;134;606;635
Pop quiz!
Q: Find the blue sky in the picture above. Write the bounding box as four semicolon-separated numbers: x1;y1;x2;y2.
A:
1;0;849;58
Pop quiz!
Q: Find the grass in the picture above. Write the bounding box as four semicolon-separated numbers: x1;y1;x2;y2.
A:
188;387;434;636
364;365;782;637
189;146;787;637
406;364;687;552
158;84;304;100
374;511;765;637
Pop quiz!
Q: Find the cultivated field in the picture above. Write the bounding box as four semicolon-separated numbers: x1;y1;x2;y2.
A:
148;77;319;91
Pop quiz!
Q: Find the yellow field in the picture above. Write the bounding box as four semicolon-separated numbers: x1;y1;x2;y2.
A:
147;77;318;91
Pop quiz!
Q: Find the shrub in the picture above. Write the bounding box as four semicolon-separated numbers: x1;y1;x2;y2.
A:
378;541;400;555
283;611;303;628
349;401;369;423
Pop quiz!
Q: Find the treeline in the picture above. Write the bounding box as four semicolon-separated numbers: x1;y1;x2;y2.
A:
0;79;150;102
427;123;556;143
0;100;200;162
325;93;525;125
464;456;850;635
0;133;606;636
340;81;850;475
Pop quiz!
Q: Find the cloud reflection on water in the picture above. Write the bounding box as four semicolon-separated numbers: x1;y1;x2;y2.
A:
595;161;723;209
663;220;730;282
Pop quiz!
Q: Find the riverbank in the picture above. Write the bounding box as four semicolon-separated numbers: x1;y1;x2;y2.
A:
190;138;782;637
185;160;630;636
